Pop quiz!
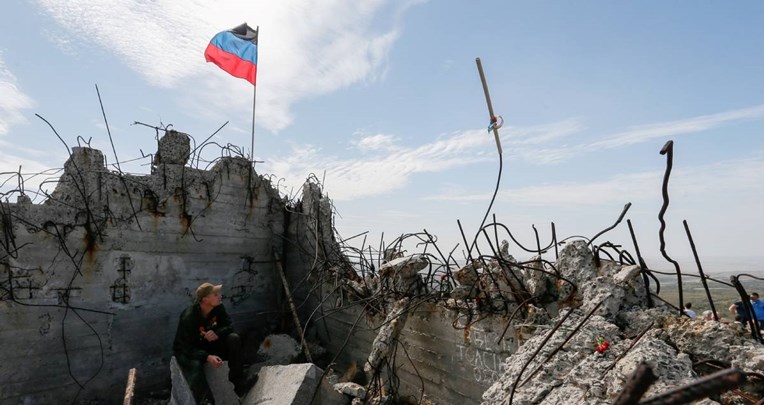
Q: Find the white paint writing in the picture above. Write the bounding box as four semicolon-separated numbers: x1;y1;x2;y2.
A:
451;327;516;384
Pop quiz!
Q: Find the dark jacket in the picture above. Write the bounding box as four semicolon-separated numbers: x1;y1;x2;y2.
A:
733;301;751;321
173;302;234;362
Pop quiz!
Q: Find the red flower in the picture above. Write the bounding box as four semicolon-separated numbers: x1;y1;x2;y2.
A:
595;336;609;353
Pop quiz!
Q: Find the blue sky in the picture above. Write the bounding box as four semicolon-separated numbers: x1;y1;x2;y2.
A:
0;1;762;273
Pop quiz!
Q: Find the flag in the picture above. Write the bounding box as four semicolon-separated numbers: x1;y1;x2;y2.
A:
204;23;258;85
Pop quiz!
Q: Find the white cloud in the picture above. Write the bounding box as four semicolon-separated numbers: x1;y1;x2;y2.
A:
426;158;764;207
265;104;763;202
503;118;585;146
0;54;35;136
352;133;400;153
528;106;763;164
588;107;762;150
266;128;493;200
36;0;417;132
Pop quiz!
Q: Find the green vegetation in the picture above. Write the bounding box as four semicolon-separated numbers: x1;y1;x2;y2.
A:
651;272;762;320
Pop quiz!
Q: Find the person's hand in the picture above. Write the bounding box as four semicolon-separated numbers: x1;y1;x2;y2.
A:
203;330;219;342
207;355;223;368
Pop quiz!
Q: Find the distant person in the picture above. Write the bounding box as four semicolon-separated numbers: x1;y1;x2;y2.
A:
701;310;715;321
750;292;764;330
683;302;696;319
729;299;751;327
173;282;244;400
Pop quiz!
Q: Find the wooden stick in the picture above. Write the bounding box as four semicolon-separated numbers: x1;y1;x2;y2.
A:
476;57;503;156
273;248;313;362
123;368;136;405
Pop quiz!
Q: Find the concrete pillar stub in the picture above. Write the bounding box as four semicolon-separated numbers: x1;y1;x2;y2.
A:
156;130;191;166
64;147;106;175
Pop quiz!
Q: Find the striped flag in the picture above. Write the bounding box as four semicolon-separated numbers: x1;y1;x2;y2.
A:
204;23;258;85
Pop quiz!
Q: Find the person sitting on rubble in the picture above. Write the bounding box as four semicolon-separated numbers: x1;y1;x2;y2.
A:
700;310;715;321
173;282;245;400
683;302;696;319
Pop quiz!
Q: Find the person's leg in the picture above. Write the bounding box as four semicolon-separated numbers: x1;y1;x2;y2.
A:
225;333;244;382
209;333;243;383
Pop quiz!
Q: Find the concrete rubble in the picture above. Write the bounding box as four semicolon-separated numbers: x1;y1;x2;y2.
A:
241;363;346;405
1;128;762;405
480;241;763;405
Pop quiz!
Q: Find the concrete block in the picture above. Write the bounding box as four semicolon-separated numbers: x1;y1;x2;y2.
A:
247;334;302;379
203;361;240;405
169;356;197;405
242;363;324;405
333;382;366;399
258;334;301;364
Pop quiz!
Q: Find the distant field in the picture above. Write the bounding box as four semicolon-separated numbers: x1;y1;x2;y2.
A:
650;271;762;320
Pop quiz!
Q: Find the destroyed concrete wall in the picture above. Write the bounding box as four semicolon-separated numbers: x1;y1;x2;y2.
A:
285;183;763;405
285;183;525;404
0;131;287;404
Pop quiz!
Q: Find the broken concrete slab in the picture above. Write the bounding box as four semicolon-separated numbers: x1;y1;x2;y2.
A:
169;356;196;405
242;363;325;405
203;361;240;405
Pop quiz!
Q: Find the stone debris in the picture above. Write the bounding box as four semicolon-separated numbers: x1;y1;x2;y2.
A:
246;333;302;380
479;241;763;404
333;382;367;399
362;254;428;390
242;363;342;405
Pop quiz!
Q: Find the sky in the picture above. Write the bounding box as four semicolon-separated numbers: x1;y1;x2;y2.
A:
0;1;762;274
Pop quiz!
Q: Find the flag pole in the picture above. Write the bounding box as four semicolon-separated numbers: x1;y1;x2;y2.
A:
251;84;257;165
250;26;259;166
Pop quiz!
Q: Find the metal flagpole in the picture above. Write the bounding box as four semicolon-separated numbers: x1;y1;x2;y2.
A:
250;26;259;166
251;84;257;164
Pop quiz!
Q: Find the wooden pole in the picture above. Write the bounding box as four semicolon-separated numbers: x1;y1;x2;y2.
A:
123;368;136;405
273;248;313;362
475;57;503;156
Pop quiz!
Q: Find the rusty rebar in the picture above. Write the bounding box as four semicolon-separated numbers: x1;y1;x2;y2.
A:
657;140;683;316
683;219;718;321
627;219;654;307
520;299;606;387
612;362;656;405
551;222;559;259
600;321;655;378
639;368;747;405
508;306;577;404
589;202;631;246
730;275;763;343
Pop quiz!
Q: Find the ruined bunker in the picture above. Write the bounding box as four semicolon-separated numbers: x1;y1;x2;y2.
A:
0;130;762;405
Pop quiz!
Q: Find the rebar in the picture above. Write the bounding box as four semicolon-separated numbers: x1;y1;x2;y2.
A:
639;368;747;405
612;362;656;405
657;140;683;316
